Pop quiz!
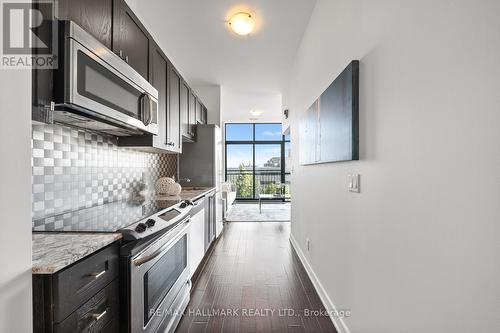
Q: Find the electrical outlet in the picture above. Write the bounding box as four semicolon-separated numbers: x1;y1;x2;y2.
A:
306;238;310;251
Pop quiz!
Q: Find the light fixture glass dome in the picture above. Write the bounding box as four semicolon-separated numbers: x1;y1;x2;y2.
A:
229;12;254;36
250;109;263;117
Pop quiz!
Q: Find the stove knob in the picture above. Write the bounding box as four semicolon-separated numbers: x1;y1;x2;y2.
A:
180;200;193;208
135;222;147;233
145;219;156;227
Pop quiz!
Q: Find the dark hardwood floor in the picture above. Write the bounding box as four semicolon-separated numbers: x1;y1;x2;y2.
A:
176;222;337;333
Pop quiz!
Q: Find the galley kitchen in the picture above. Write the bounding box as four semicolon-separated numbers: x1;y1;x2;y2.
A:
6;0;492;333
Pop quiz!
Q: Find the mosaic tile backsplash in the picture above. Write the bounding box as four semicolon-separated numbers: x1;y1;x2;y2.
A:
32;124;178;223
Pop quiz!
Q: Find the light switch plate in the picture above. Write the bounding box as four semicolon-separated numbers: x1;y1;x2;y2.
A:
348;173;360;193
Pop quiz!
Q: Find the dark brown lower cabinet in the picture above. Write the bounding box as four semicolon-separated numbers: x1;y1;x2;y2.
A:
53;281;119;333
33;243;120;333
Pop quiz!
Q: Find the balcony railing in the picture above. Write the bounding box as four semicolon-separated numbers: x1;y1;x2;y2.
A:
226;170;290;199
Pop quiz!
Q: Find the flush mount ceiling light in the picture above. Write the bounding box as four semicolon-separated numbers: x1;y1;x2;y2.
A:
228;12;254;36
250;109;263;117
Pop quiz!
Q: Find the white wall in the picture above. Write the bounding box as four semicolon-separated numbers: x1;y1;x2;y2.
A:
286;1;500;332
0;70;33;330
221;88;282;123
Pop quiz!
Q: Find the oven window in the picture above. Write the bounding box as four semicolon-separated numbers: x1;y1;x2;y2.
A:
143;234;187;324
77;51;143;120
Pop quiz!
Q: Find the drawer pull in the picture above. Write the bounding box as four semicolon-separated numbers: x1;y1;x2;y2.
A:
89;270;106;279
91;309;107;321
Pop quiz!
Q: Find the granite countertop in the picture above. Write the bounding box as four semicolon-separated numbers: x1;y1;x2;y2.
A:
180;187;216;200
156;187;216;203
32;187;214;274
32;233;122;274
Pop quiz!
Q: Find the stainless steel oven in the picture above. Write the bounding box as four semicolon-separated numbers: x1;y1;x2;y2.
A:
53;21;159;136
127;216;191;333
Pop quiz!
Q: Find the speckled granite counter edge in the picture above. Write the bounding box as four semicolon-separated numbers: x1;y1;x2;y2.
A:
156;187;216;204
32;233;122;274
179;187;216;201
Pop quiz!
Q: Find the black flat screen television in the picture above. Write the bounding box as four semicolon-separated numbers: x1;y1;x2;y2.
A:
299;60;359;165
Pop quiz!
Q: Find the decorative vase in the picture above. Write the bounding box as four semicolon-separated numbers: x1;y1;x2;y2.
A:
169;183;182;196
155;177;175;195
155;177;182;196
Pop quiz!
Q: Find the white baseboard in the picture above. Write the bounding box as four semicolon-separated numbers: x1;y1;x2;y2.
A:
289;234;351;333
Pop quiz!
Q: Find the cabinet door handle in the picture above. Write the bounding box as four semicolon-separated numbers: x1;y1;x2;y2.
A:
91;309;108;321
89;270;106;279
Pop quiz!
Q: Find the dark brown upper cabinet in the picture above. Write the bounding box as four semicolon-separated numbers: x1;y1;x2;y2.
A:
189;91;197;138
112;0;151;80
167;63;182;153
34;0;114;122
118;43;171;152
180;81;192;141
201;105;208;124
59;0;113;49
33;0;211;153
195;100;207;124
31;2;54;122
150;46;169;150
196;99;203;124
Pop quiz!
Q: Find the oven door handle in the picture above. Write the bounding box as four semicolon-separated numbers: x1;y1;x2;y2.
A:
132;219;190;267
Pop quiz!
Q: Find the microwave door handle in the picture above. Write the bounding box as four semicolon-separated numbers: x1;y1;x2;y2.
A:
140;94;146;124
141;94;152;126
145;94;153;125
145;94;152;125
146;94;152;125
148;96;155;125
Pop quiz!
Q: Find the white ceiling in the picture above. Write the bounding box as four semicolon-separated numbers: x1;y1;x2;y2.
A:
221;88;283;123
128;0;317;94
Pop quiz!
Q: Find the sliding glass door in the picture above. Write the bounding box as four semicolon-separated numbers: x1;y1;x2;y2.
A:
225;123;289;200
226;144;254;199
254;144;282;197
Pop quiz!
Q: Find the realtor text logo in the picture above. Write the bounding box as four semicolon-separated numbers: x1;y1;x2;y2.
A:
1;0;57;68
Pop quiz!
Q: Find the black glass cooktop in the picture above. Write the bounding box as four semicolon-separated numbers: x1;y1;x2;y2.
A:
32;197;181;233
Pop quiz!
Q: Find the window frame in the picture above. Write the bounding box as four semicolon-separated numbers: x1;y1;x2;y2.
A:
225;123;288;201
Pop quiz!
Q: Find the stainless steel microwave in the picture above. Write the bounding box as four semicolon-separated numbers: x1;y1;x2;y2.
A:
53;21;159;136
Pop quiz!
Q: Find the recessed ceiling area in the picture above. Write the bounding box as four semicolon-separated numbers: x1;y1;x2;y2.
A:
127;0;317;94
